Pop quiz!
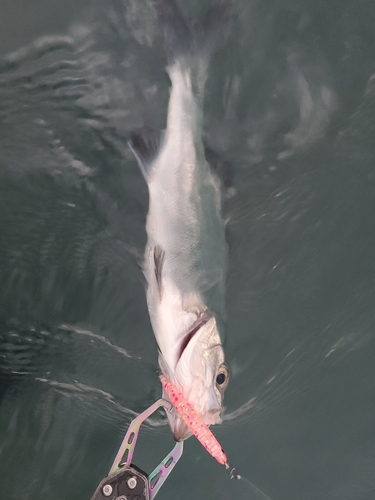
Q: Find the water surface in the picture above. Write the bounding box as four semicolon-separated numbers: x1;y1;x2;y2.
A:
0;1;374;499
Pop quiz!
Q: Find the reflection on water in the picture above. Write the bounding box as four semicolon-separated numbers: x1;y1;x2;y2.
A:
1;1;374;500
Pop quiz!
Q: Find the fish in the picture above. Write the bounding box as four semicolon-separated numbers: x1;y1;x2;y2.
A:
130;0;231;441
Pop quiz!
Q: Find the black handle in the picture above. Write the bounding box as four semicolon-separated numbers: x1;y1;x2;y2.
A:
90;465;149;500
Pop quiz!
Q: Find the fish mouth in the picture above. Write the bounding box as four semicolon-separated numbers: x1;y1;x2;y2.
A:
177;313;210;361
161;383;222;441
171;414;193;441
168;407;222;441
161;386;192;441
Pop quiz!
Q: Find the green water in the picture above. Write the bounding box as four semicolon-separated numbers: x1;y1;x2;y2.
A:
0;1;374;499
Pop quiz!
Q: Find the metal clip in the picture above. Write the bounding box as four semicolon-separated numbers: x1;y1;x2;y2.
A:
90;399;183;500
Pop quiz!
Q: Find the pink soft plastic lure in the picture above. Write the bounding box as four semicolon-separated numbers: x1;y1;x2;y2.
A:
160;374;228;465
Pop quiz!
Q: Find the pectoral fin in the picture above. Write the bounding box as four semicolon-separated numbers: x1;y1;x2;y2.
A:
129;126;165;181
205;147;234;191
153;245;165;299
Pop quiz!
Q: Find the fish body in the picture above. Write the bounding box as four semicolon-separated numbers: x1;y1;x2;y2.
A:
130;0;230;440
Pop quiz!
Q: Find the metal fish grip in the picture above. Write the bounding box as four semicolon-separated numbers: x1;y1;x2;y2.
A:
90;399;184;500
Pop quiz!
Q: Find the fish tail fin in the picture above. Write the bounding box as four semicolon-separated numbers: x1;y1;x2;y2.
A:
151;0;232;95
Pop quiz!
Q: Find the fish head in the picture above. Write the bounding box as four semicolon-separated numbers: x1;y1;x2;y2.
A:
159;315;229;441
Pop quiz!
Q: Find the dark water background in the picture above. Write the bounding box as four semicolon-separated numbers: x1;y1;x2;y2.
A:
0;1;374;499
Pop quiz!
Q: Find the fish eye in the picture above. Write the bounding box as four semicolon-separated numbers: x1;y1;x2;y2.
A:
216;365;229;387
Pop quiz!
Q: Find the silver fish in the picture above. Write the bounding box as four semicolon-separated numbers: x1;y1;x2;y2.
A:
130;0;230;441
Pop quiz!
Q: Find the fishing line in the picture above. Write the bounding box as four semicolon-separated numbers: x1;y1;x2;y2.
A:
222;463;273;500
233;475;273;500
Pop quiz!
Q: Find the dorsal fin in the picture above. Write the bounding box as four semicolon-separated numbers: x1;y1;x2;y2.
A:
205;147;234;191
129;126;164;181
